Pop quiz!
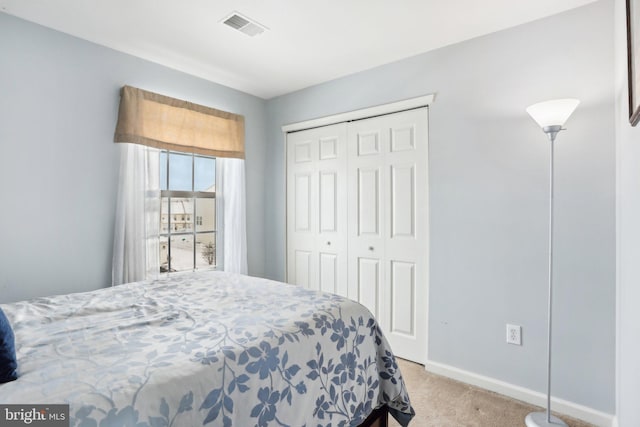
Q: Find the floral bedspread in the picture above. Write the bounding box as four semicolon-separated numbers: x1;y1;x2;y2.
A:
0;271;414;426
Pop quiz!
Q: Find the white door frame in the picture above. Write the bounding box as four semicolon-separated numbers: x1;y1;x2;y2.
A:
282;94;435;133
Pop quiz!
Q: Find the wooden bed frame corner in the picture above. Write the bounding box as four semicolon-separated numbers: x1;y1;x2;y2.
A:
360;406;389;427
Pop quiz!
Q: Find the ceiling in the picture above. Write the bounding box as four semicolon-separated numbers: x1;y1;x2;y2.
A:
0;0;597;99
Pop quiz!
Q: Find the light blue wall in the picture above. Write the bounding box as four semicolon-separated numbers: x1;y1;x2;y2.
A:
614;0;640;424
0;13;267;303
265;1;615;413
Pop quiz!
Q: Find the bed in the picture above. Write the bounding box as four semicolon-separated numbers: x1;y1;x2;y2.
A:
0;271;414;426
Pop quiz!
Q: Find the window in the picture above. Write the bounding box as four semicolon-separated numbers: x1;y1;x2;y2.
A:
160;151;216;273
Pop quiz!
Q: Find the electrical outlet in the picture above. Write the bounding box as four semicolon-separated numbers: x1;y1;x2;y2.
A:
506;324;522;345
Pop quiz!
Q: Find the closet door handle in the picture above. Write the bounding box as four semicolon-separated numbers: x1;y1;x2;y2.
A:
368;246;374;251
326;241;331;246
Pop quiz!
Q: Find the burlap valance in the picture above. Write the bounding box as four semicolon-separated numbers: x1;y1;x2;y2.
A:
114;85;245;159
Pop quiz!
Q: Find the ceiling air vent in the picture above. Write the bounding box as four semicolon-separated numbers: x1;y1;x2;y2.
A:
222;12;267;37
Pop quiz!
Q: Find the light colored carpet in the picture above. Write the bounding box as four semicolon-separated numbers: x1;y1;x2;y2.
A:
390;359;596;427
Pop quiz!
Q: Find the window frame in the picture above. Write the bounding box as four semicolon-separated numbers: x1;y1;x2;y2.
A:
160;150;218;273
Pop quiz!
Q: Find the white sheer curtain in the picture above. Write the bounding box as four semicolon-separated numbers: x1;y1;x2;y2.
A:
112;143;161;285
216;158;248;274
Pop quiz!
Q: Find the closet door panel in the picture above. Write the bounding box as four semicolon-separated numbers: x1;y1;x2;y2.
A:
390;260;416;336
287;123;348;297
348;124;385;312
319;137;339;160
294;173;312;232
294;140;313;163
357;257;381;319
390;164;415;239
357;131;380;156
319;171;337;232
357;168;381;236
383;109;429;363
287;132;317;290
348;108;429;364
390;125;415;153
317;125;348;298
319;252;337;294
294;250;313;290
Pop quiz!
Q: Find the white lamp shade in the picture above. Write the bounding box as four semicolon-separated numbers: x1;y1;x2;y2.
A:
526;98;580;128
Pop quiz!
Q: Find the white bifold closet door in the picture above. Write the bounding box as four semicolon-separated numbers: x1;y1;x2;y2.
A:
346;108;428;363
287;123;349;297
286;107;428;363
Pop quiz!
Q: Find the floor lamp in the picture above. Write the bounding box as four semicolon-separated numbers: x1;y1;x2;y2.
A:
524;98;580;427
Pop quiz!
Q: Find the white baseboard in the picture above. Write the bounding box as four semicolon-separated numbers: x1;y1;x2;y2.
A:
424;360;615;427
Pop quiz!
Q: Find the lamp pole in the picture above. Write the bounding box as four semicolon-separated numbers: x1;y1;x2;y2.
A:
545;126;558;425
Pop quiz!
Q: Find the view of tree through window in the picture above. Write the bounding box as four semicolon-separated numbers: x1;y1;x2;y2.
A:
160;151;216;273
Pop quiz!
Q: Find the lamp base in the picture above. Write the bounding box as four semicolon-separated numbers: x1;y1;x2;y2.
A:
525;411;568;427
